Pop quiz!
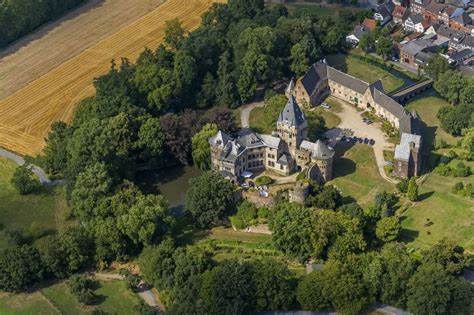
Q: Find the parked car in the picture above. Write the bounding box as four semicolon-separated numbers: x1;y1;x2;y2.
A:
341;136;346;142
358;137;363;143
241;182;250;188
369;139;375;146
321;103;331;109
391;56;399;62
364;138;369;144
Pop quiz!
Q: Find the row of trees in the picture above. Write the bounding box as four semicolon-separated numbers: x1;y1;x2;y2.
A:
0;0;87;48
425;56;474;136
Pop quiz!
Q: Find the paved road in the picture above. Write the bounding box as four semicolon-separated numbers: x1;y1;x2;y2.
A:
240;101;265;128
322;99;398;184
0;148;65;186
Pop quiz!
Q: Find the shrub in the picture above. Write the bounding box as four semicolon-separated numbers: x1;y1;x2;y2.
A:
434;164;452;176
452;182;464;194
255;176;273;186
10;165;41;195
67;275;97;305
230;201;258;230
396;178;409;193
452;162;471;177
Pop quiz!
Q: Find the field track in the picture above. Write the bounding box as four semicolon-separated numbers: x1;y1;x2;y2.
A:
0;0;223;156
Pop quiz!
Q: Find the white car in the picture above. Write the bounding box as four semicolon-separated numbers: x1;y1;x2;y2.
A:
321;103;331;109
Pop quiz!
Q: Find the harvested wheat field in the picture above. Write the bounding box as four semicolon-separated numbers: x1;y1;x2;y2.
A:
0;0;165;100
0;0;222;156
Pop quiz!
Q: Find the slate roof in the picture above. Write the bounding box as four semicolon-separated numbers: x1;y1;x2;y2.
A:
221;140;244;162
300;140;335;160
259;134;281;149
349;25;370;41
300;62;328;95
394;133;422;161
277;96;306;128
401;39;436;56
209;130;232;147
452;12;472;25
373;89;407;119
277;154;289;166
408;13;424;24
376;1;394;19
461;35;474;48
327;67;369;94
238;132;264;148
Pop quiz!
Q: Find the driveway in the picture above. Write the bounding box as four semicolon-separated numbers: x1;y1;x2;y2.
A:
239;101;265;128
323;99;397;184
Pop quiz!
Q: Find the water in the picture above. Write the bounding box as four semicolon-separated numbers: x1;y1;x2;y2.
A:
138;165;203;208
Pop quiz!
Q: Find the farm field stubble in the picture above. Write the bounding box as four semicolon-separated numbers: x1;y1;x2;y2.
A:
0;0;222;156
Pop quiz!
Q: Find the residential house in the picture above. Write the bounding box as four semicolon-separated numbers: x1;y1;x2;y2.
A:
424;2;463;24
404;13;424;31
400;38;439;68
449;12;474;34
346;25;371;45
410;0;431;16
447;48;474;64
392;5;409;24
374;1;395;25
362;18;378;30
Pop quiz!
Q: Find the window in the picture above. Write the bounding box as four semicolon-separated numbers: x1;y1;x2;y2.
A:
280;165;284;170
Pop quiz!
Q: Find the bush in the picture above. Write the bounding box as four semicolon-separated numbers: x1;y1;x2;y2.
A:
67;275;98;305
452;162;471;177
255;176;273;186
230;201;258;230
10;165;41;195
434;164;452;176
396;178;409;193
452;182;464;194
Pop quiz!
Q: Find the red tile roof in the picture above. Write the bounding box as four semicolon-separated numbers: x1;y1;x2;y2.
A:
362;18;377;30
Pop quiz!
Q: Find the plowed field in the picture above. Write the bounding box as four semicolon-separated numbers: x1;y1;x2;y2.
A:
0;0;222;156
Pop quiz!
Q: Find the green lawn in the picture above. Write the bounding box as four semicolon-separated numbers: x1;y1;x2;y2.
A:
312;96;342;129
249;100;286;134
0;157;67;248
0;292;58;315
40;280;141;315
329;143;395;207
400;173;474;253
325;54;405;93
406;96;459;146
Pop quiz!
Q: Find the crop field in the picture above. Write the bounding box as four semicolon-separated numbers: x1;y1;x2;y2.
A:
0;0;222;156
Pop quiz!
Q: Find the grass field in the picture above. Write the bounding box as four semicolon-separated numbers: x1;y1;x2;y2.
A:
406;95;459;146
249;100;286;134
0;0;222;156
315;96;343;129
326;54;405;93
329;143;395;207
0;292;58;315
0;157;66;248
400;173;474;253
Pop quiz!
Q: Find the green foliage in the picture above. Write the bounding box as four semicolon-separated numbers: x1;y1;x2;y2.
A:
0;0;87;48
421;238;471;275
407;178;419;201
407;263;472;315
306;185;342;210
396;177;409;193
138;239;176;291
67;275;98;305
375;36;393;60
306;111;326;142
375;216;401;242
186;171;236;228
229;201;258;230
0;245;43;292
119;269;141;292
255;176;273;186
425;55;451;81
10;165;41;195
359;32;374;53
434;162;472;177
290;43;310;76
164;19;186;50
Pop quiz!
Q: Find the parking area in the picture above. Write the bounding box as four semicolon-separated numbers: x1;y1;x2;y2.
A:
322;99;397;183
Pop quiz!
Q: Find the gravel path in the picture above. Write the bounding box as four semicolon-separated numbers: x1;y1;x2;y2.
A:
0;148;64;186
323;99;398;184
240;101;265;128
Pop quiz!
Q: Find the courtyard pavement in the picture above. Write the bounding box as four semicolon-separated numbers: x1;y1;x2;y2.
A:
322;99;398;184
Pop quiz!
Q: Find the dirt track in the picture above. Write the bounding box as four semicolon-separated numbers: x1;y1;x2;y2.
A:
0;0;164;100
0;0;222;156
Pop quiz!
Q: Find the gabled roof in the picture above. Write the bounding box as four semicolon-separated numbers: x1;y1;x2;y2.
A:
300;140;335;160
221;140;244;162
461;35;474;48
259;134;281;149
452;12;472;25
392;5;408;18
277;154;289;166
376;1;395;18
277;96;306;128
350;25;370;40
299;62;328;96
373;88;407;119
328;67;369;94
407;13;424;24
286;79;294;95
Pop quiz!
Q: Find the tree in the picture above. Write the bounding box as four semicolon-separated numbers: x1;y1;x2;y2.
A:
358;32;374;52
306;185;342;210
306;111;326;142
396;177;409;193
67;274;98;305
192;123;218;170
138;239;176;290
119;269;141;292
0;245;43;292
297;270;331;311
290;43;309;76
43;121;71;177
407;177;418;201
375;36;393;60
425;55;451;81
251;258;296;310
216;51;239;108
421;238;471;275
434;70;466;105
10;165;41;195
407;263;472;315
164;18;185;50
185;171;236;228
375;216;401;243
201;260;255;315
197;73;217;109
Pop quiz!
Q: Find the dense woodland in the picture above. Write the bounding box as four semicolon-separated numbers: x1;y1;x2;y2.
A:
0;1;472;314
0;0;87;48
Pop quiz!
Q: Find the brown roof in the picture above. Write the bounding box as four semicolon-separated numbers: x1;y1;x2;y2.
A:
392;5;407;18
421;19;431;29
362;18;377;30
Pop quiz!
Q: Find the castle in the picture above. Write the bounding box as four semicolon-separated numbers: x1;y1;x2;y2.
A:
209;96;334;183
290;60;423;178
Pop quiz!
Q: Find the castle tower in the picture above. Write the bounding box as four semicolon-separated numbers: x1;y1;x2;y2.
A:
305;140;335;182
276;96;307;158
